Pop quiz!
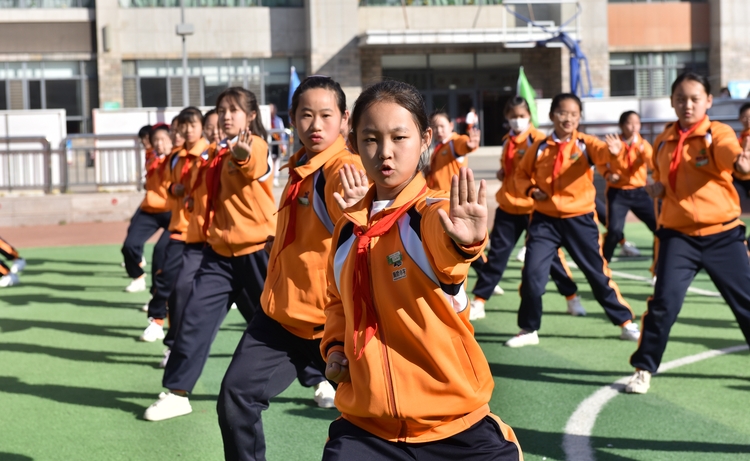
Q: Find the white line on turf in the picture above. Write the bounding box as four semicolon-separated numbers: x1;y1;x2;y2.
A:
562;344;750;461
565;261;722;297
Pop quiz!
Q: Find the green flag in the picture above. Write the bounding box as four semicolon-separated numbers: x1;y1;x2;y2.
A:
517;66;538;127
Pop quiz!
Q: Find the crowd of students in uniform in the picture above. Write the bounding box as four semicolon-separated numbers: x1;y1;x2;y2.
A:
105;70;750;460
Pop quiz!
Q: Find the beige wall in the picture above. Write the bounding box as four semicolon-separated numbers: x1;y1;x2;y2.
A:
710;0;750;94
358;5;511;31
609;3;710;52
578;0;609;96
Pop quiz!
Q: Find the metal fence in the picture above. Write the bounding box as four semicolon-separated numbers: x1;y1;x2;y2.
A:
0;129;295;194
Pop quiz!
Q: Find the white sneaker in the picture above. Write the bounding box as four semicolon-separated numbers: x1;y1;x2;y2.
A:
620;322;640;341
516;246;527;262
313;380;336;409
125;276;147;293
10;258;26;274
505;330;539;348
624;370;651;394
620;241;641;257
0;273;19;287
651;276;657;287
493;285;505;296
566;295;587;316
121;256;147;268
159;349;171;368
140;301;149;313
143;392;192;421
230;303;238;310
139;318;165;342
469;299;486;321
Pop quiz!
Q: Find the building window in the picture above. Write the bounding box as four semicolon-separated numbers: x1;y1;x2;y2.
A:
609;51;708;97
0;61;96;133
122;58;305;118
118;0;301;7
608;1;705;3
0;0;93;7
360;0;502;5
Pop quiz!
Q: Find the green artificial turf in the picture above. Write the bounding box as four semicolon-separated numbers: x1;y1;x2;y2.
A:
1;222;749;460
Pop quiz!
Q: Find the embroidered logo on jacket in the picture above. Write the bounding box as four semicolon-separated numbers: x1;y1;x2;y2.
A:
298;191;310;206
570;151;581;162
392;268;407;281
387;251;403;267
695;149;709;167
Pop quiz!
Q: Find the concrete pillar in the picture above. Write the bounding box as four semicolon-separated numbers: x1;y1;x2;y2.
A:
95;0;123;108
306;0;362;108
710;0;750;95
577;0;609;97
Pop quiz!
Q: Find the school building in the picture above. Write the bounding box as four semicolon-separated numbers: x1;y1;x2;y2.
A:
0;0;748;143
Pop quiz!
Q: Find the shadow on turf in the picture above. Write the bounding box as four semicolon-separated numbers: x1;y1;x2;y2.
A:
0;342;162;367
0;454;33;461
515;428;750;460
0;318;141;338
0;293;147;310
273;397;339;420
0;376;218;418
18;280;126;292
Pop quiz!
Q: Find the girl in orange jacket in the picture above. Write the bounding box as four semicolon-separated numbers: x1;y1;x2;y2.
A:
121;124;172;293
218;76;366;460
597;111;657;262
0;235;25;287
144;87;278;421
508;93;639;348
426;110;480;192
321;80;522;460
470;96;583;321
627;72;750;394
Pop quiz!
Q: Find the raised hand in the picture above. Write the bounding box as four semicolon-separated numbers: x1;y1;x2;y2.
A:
230;129;253;161
467;127;481;150
437;167;487;246
333;163;369;210
737;137;750;174
645;182;665;199
605;134;623;156
325;351;350;384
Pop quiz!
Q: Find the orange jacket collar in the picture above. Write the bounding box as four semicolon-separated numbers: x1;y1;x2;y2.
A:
286;135;348;180
345;173;428;227
661;117;712;141
185;137;209;157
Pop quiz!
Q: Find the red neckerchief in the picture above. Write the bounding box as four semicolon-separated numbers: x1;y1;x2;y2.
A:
668;117;705;193
739;129;750;146
551;138;570;195
202;146;230;234
351;186;426;359
146;154;164;179
278;167;304;252
503;134;518;178
623;135;639;175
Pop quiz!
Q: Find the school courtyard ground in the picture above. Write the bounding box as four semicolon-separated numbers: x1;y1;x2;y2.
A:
1;153;749;460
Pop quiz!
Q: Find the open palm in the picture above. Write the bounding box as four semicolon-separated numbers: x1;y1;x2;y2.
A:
333;163;369;210
437;167;487;245
230;129;253;161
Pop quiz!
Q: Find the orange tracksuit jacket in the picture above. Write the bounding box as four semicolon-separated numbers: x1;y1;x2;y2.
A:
185;144;215;245
517;131;614;218
426;132;477;192
261;136;364;340
596;134;653;190
140;153;170;213
497;127;547;215
652;118;743;236
206;136;276;257
166;138;210;241
321;174;498;443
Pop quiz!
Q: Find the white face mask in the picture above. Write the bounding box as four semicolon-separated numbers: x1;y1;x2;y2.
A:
508;117;530;134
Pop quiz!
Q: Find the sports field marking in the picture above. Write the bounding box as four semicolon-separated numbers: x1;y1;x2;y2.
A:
562;344;750;461
566;261;722;298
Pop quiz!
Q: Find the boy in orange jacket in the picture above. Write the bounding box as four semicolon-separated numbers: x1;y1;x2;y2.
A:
426;110;480;192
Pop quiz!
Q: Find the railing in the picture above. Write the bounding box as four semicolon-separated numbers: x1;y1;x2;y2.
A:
0;130;295;194
0;0;93;7
117;0;301;7
360;0;503;5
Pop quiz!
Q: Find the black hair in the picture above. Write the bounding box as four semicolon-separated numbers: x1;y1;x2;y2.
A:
430;109;450;122
290;75;347;120
202;108;217;125
149;123;170;144
504;96;531;116
177;106;203;127
549;93;582;115
216;87;267;139
671;72;711;96
138;125;153;139
739;103;750;117
350;80;430;170
618;110;640;126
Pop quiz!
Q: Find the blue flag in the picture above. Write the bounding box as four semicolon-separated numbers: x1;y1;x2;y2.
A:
288;66;301;112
